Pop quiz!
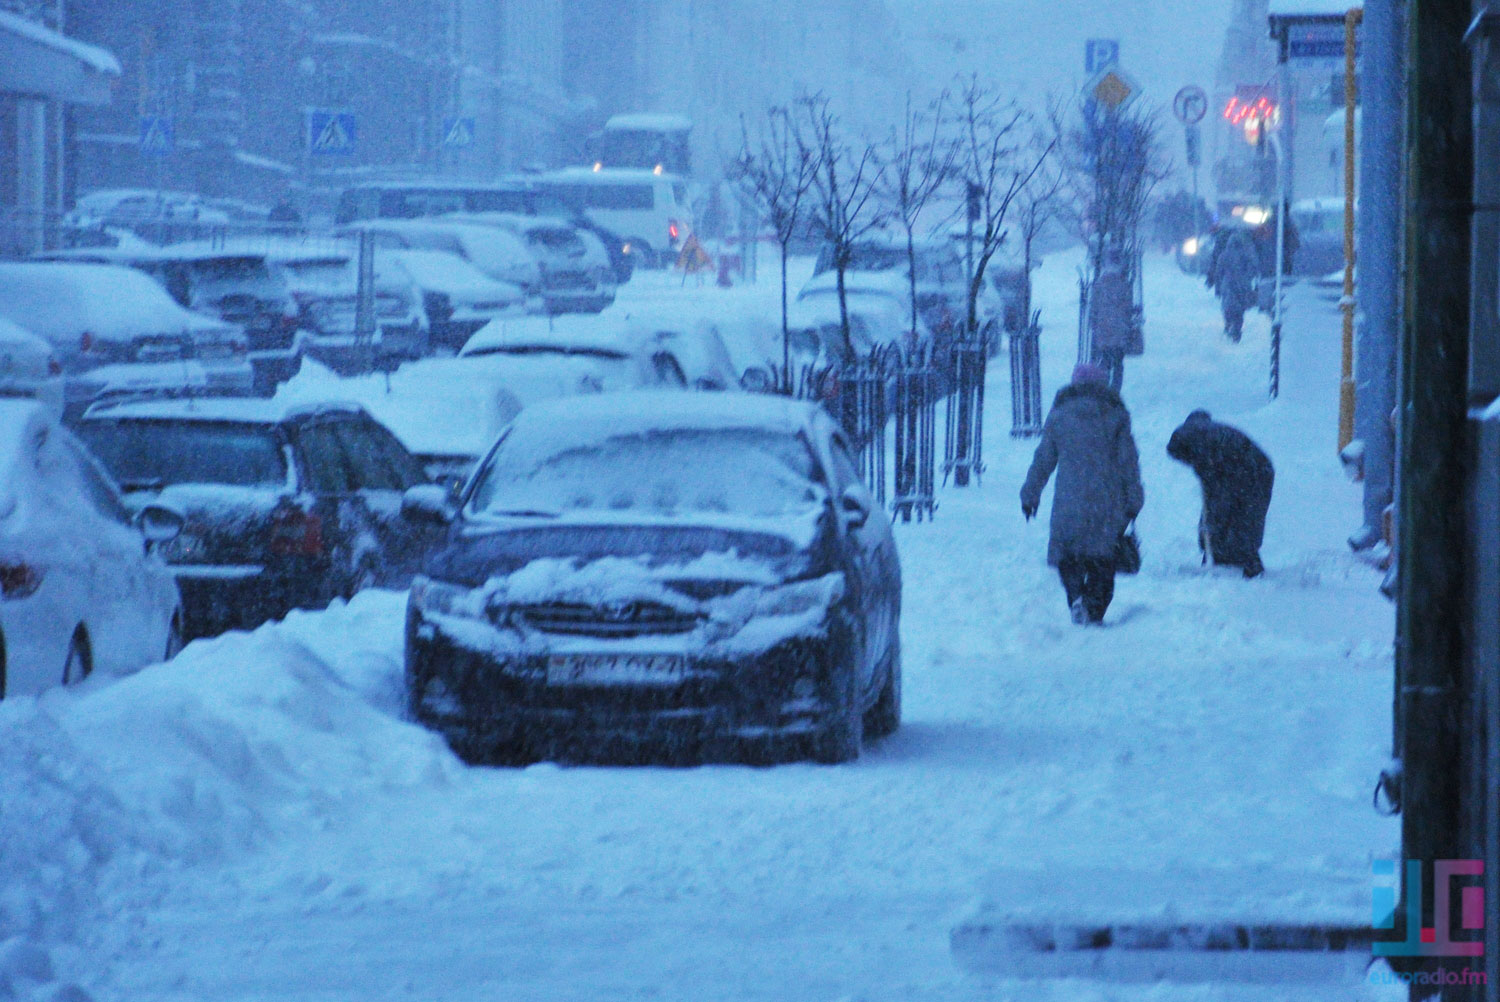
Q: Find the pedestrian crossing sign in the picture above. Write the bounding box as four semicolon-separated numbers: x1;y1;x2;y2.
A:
307;110;357;156
139;116;174;156
443;117;475;149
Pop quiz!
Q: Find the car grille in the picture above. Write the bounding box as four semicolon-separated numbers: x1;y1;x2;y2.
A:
511;601;701;637
545;271;592;291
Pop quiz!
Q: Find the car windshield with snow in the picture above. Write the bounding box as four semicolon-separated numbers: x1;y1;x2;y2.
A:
405;392;901;765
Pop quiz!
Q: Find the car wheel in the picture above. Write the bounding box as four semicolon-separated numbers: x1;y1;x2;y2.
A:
62;630;92;686
811;632;862;765
863;638;902;740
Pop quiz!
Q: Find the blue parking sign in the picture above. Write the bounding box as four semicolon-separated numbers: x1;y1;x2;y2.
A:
1086;39;1120;74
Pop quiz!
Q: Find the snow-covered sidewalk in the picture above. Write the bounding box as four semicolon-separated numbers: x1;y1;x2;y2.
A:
0;253;1397;1002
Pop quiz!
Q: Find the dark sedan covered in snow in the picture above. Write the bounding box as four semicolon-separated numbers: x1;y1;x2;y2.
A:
403;392;902;764
75;397;447;639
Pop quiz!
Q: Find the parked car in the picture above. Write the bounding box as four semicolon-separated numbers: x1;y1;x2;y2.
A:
37;243;303;392
336;220;542;306
788;285;930;365
335;179;634;284
0;319;64;415
74;398;448;640
447;212;617;315
376;249;528;352
0;262;252;418
403;392;902;764
800;236;967;329
255;241;429;372
0;398;184;698
532;168;693;269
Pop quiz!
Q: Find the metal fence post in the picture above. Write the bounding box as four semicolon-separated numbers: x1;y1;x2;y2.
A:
1010;314;1044;437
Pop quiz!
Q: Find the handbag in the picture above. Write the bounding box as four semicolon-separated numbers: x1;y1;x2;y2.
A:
1115;521;1142;575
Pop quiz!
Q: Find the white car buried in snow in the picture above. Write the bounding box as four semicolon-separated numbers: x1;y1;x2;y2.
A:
402;391;902;765
0;398;184;698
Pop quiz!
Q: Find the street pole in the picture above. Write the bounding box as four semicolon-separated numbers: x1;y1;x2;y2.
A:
1338;8;1363;450
1270;129;1286;400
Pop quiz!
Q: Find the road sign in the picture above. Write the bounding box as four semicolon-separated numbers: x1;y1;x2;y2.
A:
1086;67;1139;112
1085;39;1120;74
1287;22;1355;59
307;110;357;156
1185;123;1202;167
139;115;174;156
442;116;475;149
1173;85;1208;125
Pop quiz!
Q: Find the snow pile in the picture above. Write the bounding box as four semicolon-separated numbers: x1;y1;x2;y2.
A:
0;591;460;999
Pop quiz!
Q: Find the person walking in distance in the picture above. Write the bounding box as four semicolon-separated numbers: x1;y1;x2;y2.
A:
1021;363;1146;625
1206;226;1259;342
1088;252;1136;391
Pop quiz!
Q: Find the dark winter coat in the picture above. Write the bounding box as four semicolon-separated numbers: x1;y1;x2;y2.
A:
1088;269;1140;356
1208;230;1259;311
1021;382;1145;566
1166;411;1274;569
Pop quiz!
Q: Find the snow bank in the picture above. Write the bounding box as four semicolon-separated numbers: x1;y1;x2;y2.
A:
0;591;460;999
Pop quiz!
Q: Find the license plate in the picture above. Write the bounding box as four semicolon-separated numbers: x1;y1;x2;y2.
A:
546;655;688;687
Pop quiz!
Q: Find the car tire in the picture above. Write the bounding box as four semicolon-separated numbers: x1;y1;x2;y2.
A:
863;638;902;740
62;630;92;686
811;630;862;765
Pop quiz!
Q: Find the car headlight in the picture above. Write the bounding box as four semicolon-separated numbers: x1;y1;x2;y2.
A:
410;575;481;619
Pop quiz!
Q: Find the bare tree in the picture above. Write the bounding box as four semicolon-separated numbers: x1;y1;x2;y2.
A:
878;91;958;337
951;75;1057;337
735;107;820;389
798;92;888;354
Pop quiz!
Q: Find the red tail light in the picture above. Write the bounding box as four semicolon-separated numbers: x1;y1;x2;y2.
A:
0;562;42;600
269;504;324;557
668;220;681;242
79;331;94;353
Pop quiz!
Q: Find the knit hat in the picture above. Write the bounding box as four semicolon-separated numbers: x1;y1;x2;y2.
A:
1071;363;1107;386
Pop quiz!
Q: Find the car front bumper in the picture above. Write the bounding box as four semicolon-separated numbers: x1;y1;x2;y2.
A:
405;614;836;760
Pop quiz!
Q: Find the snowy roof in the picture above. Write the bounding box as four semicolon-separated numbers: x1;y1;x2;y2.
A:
0;11;121;76
508;391;820;448
81;396;367;425
1267;0;1359;17
0;263;232;339
460;316;635;358
604;113;692;133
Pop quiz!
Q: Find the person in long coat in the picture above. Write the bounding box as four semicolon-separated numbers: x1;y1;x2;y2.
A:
1021;364;1145;624
1166;410;1274;578
1088;255;1136;391
1206;227;1259;342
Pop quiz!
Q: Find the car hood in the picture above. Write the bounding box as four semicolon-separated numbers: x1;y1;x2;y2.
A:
426;518;833;590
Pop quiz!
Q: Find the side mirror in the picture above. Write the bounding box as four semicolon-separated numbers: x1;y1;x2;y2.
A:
137;503;184;544
402;484;456;525
839;486;871;531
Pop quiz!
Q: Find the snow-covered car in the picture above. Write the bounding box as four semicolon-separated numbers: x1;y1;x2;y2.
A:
256;243;428;372
787;286;929;365
800;237;967;329
0;319;64;416
377;248;528;351
403;391;902;765
336;220;543;307
0;263;252;417
0;398;184;698
446;212;616;315
458;314;690;388
602;310;750;390
74;398;447;640
37;243;303;392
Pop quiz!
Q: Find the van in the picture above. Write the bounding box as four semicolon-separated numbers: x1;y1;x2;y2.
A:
532;168;692;269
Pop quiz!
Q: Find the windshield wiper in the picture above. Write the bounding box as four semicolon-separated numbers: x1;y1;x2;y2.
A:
121;477;166;493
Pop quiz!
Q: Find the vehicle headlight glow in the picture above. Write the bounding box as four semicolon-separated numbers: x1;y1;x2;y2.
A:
410;576;481;619
1241;207;1270;226
1182;237;1200;256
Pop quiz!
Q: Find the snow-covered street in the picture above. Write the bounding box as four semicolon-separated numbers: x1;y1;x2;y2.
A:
1;254;1399;1002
